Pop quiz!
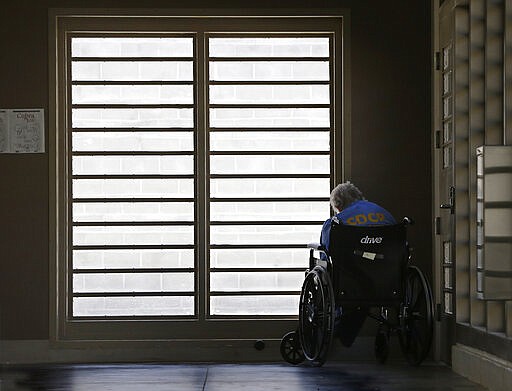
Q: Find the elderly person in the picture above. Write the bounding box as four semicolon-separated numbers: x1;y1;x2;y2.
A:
319;182;396;347
320;182;395;251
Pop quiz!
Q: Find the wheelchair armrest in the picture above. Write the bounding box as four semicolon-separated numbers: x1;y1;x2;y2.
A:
307;242;327;252
307;243;331;271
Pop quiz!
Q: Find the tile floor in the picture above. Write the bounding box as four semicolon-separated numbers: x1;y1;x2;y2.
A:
0;361;488;390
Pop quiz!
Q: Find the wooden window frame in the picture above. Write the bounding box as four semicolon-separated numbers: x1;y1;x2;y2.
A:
49;9;350;343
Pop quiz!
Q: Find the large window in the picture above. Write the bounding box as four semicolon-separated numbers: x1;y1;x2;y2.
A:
52;15;345;341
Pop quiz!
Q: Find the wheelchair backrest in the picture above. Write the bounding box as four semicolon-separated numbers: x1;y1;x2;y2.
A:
329;221;409;306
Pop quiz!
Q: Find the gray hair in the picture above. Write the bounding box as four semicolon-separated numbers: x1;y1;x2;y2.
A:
330;182;364;212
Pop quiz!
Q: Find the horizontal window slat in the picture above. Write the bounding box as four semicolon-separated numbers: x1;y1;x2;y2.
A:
208;32;331;38
72;57;194;62
208;104;330;109
207;315;295;320
209;127;331;132
209;80;330;85
210;268;305;273
210;174;330;179
72;128;195;132
209;291;300;296
73;245;195;250
72;104;194;109
72;315;197;320
72;221;195;226
210;244;306;249
73;268;194;274
73;198;195;203
209;221;322;226
72;151;194;156
209;57;329;62
209;151;329;156
72;81;194;86
210;197;328;202
72;175;195;179
73;292;195;297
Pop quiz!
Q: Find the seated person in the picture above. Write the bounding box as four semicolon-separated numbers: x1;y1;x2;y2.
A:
320;182;396;347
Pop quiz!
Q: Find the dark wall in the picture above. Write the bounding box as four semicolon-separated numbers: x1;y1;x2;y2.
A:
0;0;431;339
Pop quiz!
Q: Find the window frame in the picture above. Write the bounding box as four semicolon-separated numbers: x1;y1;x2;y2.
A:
49;10;349;343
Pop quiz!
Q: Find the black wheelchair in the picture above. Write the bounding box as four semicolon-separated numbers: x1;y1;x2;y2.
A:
280;217;434;367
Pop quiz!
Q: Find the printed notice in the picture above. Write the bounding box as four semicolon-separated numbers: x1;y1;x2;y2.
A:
0;110;7;152
5;109;45;153
10;109;45;153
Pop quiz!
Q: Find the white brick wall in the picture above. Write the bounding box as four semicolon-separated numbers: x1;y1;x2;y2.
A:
209;61;329;81
72;85;193;105
209;85;329;104
72;155;194;175
210;295;299;316
209;131;329;151
209;37;329;58
73;61;193;82
210;249;308;268
73;202;194;222
210;201;328;221
69;35;334;317
209;108;330;128
73;296;194;316
210;178;329;198
72;37;193;57
74;272;194;293
72;178;194;199
210;225;321;245
73;131;194;152
72;108;194;128
210;271;303;292
73;249;194;269
210;155;329;175
73;226;194;246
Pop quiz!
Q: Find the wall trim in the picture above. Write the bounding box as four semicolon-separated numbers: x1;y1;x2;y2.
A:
1;337;396;365
452;343;512;391
456;323;512;362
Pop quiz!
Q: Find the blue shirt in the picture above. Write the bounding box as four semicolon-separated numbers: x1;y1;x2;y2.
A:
320;200;396;253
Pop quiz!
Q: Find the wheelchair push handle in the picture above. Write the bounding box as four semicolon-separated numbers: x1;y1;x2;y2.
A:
402;217;414;226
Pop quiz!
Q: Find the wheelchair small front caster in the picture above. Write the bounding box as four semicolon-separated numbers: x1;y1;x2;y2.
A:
280;331;305;365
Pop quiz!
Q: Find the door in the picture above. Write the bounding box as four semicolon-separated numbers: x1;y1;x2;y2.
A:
436;1;456;364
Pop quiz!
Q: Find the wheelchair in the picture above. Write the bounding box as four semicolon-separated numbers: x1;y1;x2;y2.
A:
280;217;434;367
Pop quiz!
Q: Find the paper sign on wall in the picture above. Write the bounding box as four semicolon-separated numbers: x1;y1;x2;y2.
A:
0;108;45;153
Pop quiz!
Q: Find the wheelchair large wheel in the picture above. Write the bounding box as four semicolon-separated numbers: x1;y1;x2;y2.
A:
298;266;335;366
398;265;434;366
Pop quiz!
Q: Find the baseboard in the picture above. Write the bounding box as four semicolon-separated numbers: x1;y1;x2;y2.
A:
0;336;404;365
452;343;512;391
